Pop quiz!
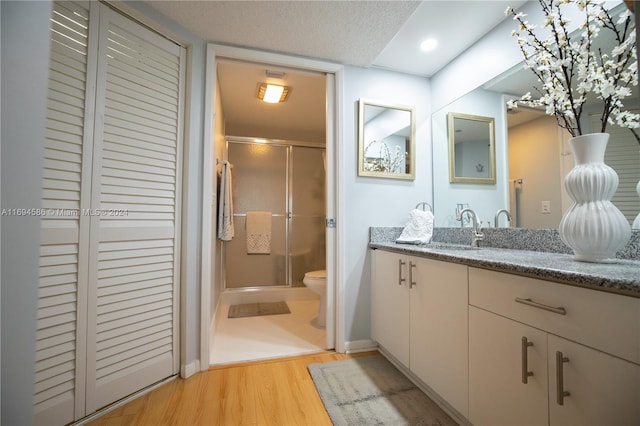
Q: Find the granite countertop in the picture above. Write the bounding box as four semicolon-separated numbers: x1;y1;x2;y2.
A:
369;228;640;298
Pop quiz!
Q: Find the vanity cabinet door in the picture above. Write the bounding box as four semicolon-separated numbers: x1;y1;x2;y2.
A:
371;249;410;366
469;306;548;426
548;335;640;426
410;257;468;417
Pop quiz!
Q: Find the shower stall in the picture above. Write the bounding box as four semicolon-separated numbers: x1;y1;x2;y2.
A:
223;137;326;289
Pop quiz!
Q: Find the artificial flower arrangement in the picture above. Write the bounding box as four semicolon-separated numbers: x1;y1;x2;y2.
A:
505;0;638;141
363;140;404;173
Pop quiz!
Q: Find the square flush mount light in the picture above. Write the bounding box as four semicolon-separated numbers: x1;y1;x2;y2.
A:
257;83;290;103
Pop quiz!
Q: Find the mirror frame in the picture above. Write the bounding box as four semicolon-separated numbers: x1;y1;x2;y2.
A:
447;112;496;184
358;99;416;180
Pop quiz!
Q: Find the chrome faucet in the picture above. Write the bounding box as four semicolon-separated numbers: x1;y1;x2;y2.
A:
456;208;484;247
494;209;512;228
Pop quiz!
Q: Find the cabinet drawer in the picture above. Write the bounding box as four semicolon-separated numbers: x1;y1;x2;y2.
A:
469;267;640;365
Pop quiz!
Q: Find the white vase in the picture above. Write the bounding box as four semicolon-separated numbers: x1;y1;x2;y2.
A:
559;133;631;262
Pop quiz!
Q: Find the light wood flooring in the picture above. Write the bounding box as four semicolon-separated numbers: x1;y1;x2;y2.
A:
88;350;378;426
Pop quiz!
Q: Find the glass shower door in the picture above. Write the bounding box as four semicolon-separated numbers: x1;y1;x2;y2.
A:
225;142;288;288
290;147;326;287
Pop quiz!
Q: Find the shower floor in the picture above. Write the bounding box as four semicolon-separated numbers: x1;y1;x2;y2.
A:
209;297;327;365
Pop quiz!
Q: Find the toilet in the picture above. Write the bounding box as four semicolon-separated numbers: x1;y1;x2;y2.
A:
303;270;327;327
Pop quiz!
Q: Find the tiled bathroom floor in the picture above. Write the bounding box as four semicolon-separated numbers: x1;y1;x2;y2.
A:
209;298;327;365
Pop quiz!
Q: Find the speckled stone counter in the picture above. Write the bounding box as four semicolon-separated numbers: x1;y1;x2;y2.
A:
369;227;640;298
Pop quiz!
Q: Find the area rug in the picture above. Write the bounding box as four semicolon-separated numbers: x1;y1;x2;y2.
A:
227;301;290;318
308;355;457;426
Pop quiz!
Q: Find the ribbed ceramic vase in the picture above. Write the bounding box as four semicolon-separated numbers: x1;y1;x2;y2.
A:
559;133;631;262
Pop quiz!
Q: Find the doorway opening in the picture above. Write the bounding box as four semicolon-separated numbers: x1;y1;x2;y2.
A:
202;47;340;366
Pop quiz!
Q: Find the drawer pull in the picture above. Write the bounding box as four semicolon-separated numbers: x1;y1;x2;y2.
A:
521;337;534;384
409;261;417;288
556;351;571;405
398;259;406;286
515;297;567;315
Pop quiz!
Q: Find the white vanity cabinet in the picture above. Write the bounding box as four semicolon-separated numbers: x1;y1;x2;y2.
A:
547;335;640;426
469;306;548;426
469;267;640;426
371;249;468;418
371;249;411;366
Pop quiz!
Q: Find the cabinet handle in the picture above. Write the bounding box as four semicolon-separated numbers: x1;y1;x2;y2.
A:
515;297;567;315
556;351;571;406
398;259;406;286
409;261;417;288
521;337;534;384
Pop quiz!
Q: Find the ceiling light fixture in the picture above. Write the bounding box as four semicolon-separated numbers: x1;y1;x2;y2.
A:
420;38;438;52
257;83;290;103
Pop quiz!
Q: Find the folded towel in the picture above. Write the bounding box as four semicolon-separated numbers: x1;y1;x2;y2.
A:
246;211;271;254
396;209;434;244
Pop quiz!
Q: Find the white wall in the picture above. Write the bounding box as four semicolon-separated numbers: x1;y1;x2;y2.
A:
509;116;565;228
1;2;52;423
341;66;431;344
432;88;509;227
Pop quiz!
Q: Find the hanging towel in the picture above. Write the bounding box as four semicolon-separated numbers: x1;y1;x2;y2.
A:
217;161;235;241
396;209;434;244
246;211;272;254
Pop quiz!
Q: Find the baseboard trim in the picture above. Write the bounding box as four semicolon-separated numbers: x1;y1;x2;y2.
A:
181;360;200;379
343;339;378;353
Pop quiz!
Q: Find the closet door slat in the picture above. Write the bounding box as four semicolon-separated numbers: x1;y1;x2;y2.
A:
592;113;640;224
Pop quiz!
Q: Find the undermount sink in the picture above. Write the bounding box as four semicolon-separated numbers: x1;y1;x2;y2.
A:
425;242;479;251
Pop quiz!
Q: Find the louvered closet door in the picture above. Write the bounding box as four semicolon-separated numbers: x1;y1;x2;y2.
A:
35;2;94;424
590;113;640;223
34;2;184;423
85;7;184;412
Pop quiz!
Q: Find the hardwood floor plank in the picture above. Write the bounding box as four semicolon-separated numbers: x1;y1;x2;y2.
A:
88;351;378;426
221;366;257;426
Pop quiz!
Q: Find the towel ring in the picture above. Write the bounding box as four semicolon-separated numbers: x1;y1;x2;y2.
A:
415;202;432;212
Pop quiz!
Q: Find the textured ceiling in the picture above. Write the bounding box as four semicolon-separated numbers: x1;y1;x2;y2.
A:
143;1;529;76
143;0;421;68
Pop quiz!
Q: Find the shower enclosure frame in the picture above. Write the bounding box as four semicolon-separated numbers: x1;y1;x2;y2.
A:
222;136;326;290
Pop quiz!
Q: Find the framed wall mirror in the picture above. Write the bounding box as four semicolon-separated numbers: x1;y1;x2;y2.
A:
448;112;496;184
358;99;415;180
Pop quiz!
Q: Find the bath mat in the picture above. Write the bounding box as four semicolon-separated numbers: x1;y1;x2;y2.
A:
308;355;458;426
227;301;290;318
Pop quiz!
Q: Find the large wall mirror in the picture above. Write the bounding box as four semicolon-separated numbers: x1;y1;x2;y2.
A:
431;1;639;229
358;99;415;180
448;112;496;184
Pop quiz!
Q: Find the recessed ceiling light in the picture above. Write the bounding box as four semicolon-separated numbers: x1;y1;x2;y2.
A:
420;38;438;52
